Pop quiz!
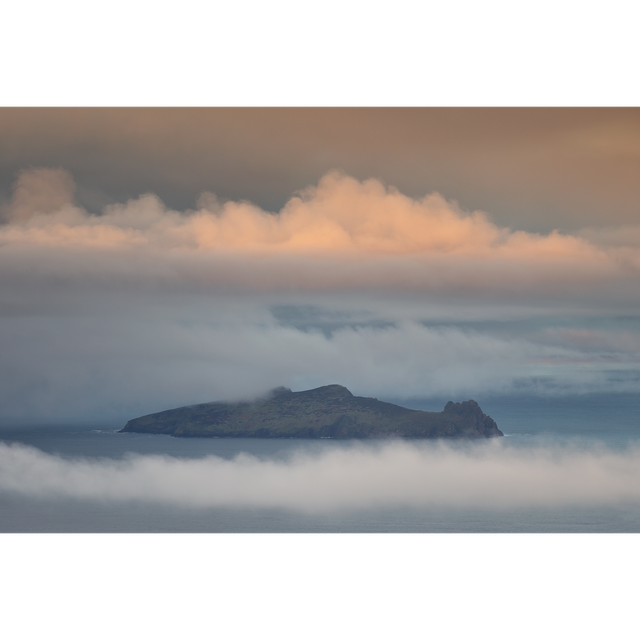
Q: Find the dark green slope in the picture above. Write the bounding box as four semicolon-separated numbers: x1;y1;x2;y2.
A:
120;384;503;439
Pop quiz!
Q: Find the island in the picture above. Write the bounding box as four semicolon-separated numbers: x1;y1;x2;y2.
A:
120;384;503;439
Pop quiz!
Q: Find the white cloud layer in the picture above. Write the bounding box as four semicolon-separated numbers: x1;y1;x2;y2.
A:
2;441;640;512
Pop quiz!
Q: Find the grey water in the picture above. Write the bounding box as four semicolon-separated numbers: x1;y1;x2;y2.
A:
1;392;639;533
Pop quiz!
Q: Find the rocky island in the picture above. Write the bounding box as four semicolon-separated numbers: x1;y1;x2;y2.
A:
120;384;503;439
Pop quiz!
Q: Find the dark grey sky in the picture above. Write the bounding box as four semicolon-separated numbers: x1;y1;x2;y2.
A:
1;108;639;233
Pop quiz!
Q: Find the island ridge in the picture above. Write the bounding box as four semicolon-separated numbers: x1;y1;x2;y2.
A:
120;384;503;439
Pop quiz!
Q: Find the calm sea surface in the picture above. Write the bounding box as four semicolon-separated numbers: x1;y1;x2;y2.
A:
1;393;639;532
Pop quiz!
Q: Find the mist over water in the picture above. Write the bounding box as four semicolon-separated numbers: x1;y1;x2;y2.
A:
0;393;639;531
3;437;640;513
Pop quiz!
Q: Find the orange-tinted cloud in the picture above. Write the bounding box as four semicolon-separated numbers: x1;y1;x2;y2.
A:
1;168;633;304
3;167;76;223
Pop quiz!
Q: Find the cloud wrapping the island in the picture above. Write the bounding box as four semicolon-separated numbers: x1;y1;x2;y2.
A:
2;441;640;512
1;312;635;421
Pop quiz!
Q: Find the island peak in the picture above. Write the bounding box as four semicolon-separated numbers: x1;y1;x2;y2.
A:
297;384;353;398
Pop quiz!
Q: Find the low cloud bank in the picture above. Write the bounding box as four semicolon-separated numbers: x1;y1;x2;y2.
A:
2;441;640;512
1;314;635;421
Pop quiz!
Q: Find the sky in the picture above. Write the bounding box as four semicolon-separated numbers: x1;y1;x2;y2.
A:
1;108;640;422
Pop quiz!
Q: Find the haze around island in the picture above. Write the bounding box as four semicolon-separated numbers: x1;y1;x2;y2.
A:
1;109;640;422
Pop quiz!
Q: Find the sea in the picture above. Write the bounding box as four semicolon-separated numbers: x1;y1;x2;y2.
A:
1;392;639;533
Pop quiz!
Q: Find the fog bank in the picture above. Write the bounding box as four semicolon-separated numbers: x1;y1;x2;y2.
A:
2;441;640;512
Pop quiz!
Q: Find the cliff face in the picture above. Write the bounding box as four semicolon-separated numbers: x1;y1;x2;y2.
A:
120;384;503;439
443;400;502;438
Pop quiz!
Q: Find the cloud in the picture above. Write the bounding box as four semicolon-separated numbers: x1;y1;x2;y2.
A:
1;167;640;419
2;311;637;421
2;440;640;513
2;167;76;223
579;224;640;249
0;169;635;303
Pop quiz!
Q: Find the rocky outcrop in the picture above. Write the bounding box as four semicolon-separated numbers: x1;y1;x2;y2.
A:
443;400;502;438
